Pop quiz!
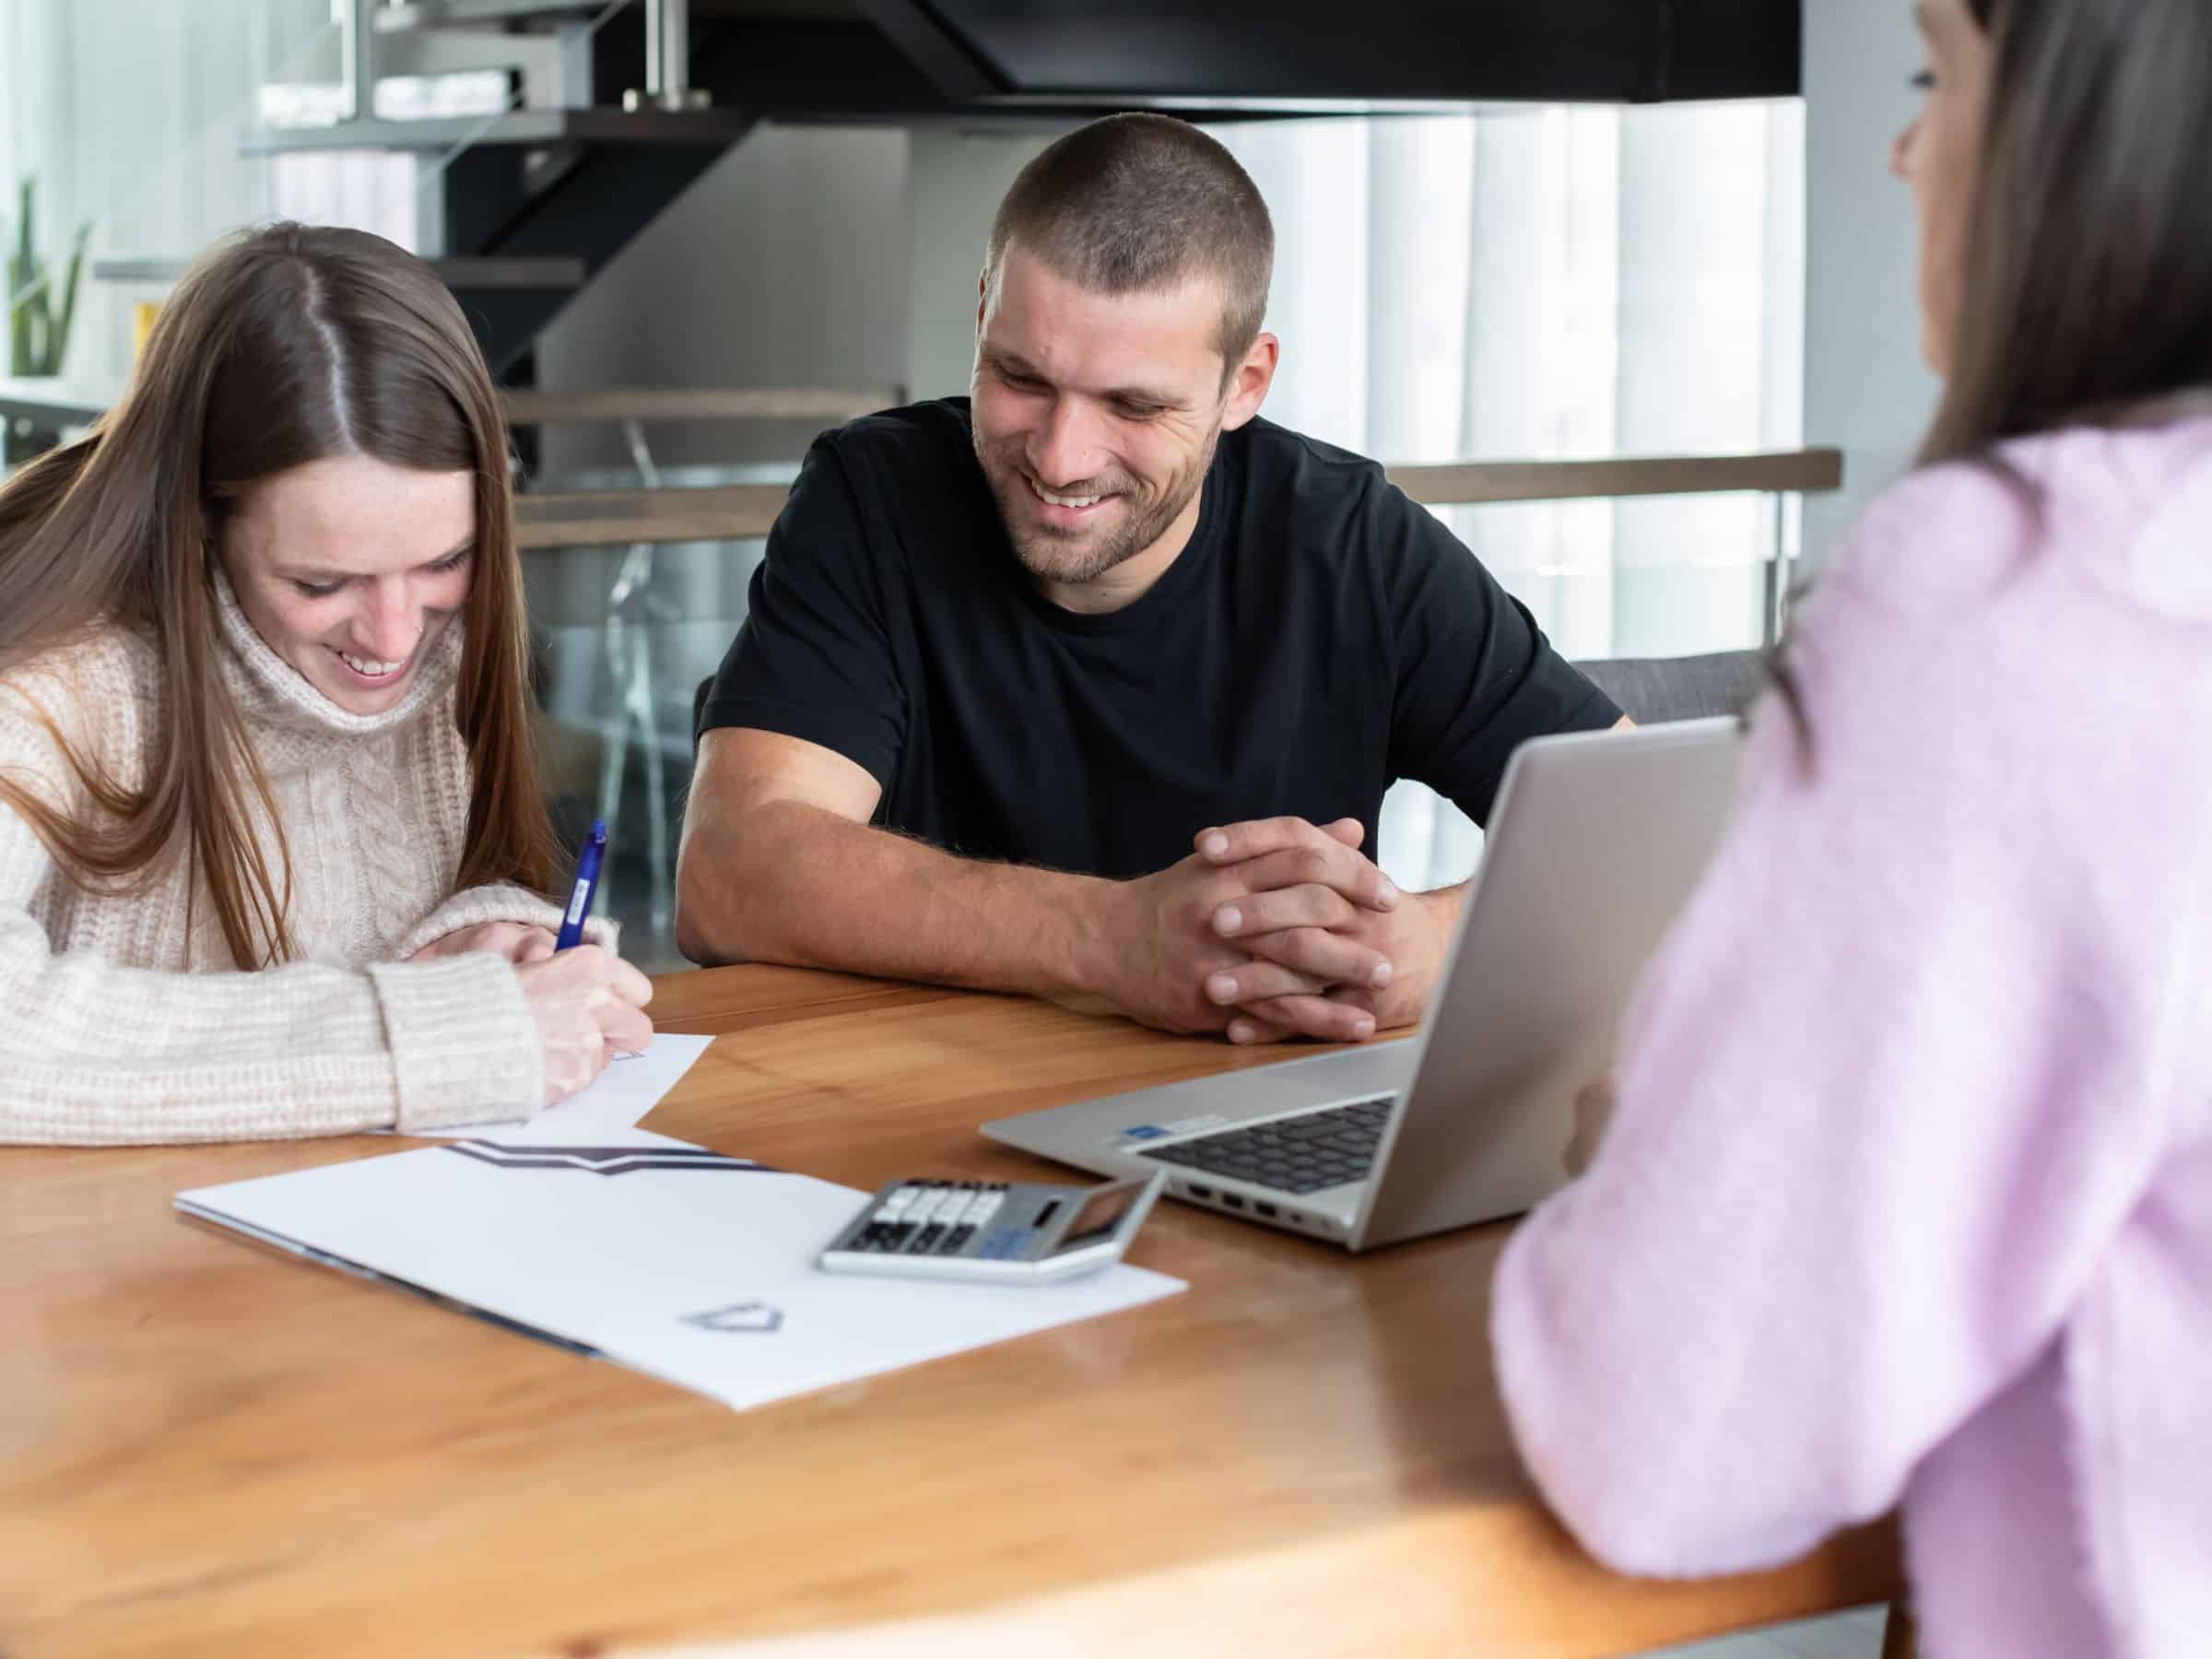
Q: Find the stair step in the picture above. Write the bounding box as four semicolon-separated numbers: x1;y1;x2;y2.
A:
374;0;608;31
0;375;120;429
509;449;1853;551
502;386;901;424
433;256;586;288
516;484;791;549
241;106;753;153
91;255;584;290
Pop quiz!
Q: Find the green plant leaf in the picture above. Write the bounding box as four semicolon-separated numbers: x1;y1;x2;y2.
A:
3;178;90;375
48;225;90;375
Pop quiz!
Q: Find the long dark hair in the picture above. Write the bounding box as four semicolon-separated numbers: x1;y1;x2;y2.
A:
1922;0;2212;461
0;223;560;967
1769;0;2212;739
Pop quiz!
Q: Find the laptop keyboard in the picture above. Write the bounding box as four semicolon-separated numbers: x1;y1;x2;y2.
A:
1137;1096;1395;1194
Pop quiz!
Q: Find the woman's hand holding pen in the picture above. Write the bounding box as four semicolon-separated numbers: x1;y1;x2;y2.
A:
514;946;655;1105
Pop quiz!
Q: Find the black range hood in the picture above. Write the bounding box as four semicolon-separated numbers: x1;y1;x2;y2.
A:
914;0;1798;104
689;1;1800;120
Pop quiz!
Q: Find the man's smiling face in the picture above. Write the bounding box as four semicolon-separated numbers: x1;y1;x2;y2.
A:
970;245;1239;597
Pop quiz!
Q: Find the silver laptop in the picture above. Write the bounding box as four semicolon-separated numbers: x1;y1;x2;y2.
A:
982;718;1745;1251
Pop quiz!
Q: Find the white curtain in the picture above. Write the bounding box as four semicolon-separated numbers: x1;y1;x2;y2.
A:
1210;104;1806;888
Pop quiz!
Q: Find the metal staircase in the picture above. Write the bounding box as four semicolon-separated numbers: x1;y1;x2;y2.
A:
227;2;761;381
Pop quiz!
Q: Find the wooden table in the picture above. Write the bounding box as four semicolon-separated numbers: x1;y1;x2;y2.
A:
0;968;1899;1657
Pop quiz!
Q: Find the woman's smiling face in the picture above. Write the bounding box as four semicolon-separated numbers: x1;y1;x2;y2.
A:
219;453;476;714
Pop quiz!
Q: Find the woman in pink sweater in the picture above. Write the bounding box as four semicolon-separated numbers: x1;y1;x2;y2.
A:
1492;2;2212;1654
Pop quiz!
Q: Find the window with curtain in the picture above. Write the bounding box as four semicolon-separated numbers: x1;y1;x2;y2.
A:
1206;104;1806;888
0;0;408;388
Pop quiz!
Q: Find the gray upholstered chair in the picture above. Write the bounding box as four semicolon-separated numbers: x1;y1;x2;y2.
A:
1572;649;1769;724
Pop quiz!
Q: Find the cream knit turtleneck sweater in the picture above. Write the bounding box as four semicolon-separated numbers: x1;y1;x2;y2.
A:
0;579;574;1144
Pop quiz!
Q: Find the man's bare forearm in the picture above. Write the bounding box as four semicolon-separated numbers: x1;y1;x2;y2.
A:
676;800;1123;998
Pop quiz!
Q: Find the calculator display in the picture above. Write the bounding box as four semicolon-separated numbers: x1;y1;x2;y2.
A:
1048;1182;1141;1253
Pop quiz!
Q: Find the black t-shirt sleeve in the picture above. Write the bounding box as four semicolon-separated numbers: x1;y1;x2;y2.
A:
695;437;907;789
1379;486;1621;826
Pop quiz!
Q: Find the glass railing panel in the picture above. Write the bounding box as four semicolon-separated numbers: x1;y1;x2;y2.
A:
529;528;763;975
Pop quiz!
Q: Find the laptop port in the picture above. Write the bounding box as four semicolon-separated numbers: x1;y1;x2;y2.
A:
1253;1202;1278;1219
1221;1194;1244;1209
1185;1183;1213;1200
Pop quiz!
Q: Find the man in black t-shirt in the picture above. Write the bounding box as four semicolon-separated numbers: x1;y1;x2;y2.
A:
677;113;1622;1045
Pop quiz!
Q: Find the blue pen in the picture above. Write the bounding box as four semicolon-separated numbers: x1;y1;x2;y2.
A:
554;819;607;950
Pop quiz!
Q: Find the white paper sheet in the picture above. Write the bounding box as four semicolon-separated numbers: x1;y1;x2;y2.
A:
176;1137;1183;1413
382;1032;714;1141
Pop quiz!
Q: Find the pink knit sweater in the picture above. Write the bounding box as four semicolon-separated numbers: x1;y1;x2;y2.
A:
1493;418;2212;1658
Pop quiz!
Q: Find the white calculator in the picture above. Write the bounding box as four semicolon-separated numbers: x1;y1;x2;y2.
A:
817;1173;1165;1283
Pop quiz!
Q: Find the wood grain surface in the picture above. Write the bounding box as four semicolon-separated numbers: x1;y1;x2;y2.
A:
0;965;1898;1658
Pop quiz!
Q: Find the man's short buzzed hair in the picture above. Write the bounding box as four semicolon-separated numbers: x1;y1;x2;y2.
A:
984;112;1275;373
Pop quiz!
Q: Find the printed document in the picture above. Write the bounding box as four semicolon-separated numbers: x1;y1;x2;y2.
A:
177;1135;1183;1412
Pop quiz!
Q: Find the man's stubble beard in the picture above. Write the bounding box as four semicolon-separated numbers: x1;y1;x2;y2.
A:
976;422;1221;588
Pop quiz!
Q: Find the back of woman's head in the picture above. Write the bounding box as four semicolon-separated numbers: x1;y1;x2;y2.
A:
1927;0;2212;461
0;223;557;965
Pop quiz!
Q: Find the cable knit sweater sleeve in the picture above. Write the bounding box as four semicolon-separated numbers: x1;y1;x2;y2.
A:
394;882;618;960
0;665;547;1146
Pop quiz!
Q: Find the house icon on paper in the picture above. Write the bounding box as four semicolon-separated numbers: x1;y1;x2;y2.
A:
681;1301;784;1335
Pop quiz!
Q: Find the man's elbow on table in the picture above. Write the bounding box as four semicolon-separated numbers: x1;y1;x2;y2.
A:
673;848;748;968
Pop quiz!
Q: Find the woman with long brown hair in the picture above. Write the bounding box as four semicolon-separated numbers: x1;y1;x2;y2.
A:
0;223;652;1143
1493;1;2211;1653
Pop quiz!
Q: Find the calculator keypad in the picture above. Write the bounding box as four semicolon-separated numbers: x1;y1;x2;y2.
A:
847;1180;1009;1256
